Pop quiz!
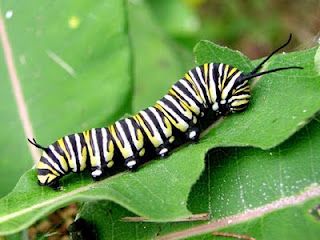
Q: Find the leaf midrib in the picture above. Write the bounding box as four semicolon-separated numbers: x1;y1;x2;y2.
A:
158;184;320;240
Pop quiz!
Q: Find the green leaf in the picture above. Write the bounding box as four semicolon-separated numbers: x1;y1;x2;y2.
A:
76;197;320;240
76;117;320;240
0;147;203;235
0;0;132;196
189;118;320;217
194;40;253;72
73;43;320;239
0;44;31;197
77;201;194;240
195;42;320;149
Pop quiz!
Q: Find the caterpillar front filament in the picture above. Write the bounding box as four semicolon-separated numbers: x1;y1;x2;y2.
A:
29;34;302;188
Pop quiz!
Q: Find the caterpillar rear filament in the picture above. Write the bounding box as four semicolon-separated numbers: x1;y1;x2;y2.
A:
29;34;302;188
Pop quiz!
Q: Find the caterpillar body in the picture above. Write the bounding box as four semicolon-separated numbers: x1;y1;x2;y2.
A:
29;35;302;188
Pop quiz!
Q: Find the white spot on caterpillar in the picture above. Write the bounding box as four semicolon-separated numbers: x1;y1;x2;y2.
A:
92;169;102;177
159;148;168;155
303;109;307;113
126;160;136;168
192;116;197;124
220;100;226;104
5;10;13;19
212;102;219;111
188;130;196;139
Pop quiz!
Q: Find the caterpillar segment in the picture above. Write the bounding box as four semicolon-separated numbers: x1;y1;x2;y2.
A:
134;107;173;158
109;117;145;171
84;128;115;180
188;66;211;105
155;92;201;142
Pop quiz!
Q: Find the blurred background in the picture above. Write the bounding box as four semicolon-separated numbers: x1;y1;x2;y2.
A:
148;0;320;57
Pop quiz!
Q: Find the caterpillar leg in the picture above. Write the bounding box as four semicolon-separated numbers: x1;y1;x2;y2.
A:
91;167;104;181
156;146;169;158
156;144;171;158
185;126;200;142
125;157;139;171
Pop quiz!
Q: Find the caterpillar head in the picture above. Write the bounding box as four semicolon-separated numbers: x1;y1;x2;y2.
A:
216;69;251;115
28;138;61;188
36;155;61;187
219;34;302;115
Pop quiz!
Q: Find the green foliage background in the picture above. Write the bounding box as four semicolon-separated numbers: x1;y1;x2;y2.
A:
0;0;319;239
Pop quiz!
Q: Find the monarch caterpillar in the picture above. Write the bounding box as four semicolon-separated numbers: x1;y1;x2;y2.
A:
29;34;302;188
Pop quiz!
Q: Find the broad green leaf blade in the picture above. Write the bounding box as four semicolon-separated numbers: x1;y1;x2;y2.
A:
76;197;320;240
0;148;203;235
75;44;320;239
77;118;320;240
0;44;31;197
77;201;197;240
130;0;192;112
189;118;320;217
0;0;132;196
194;40;253;72
177;117;320;239
196;42;320;149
